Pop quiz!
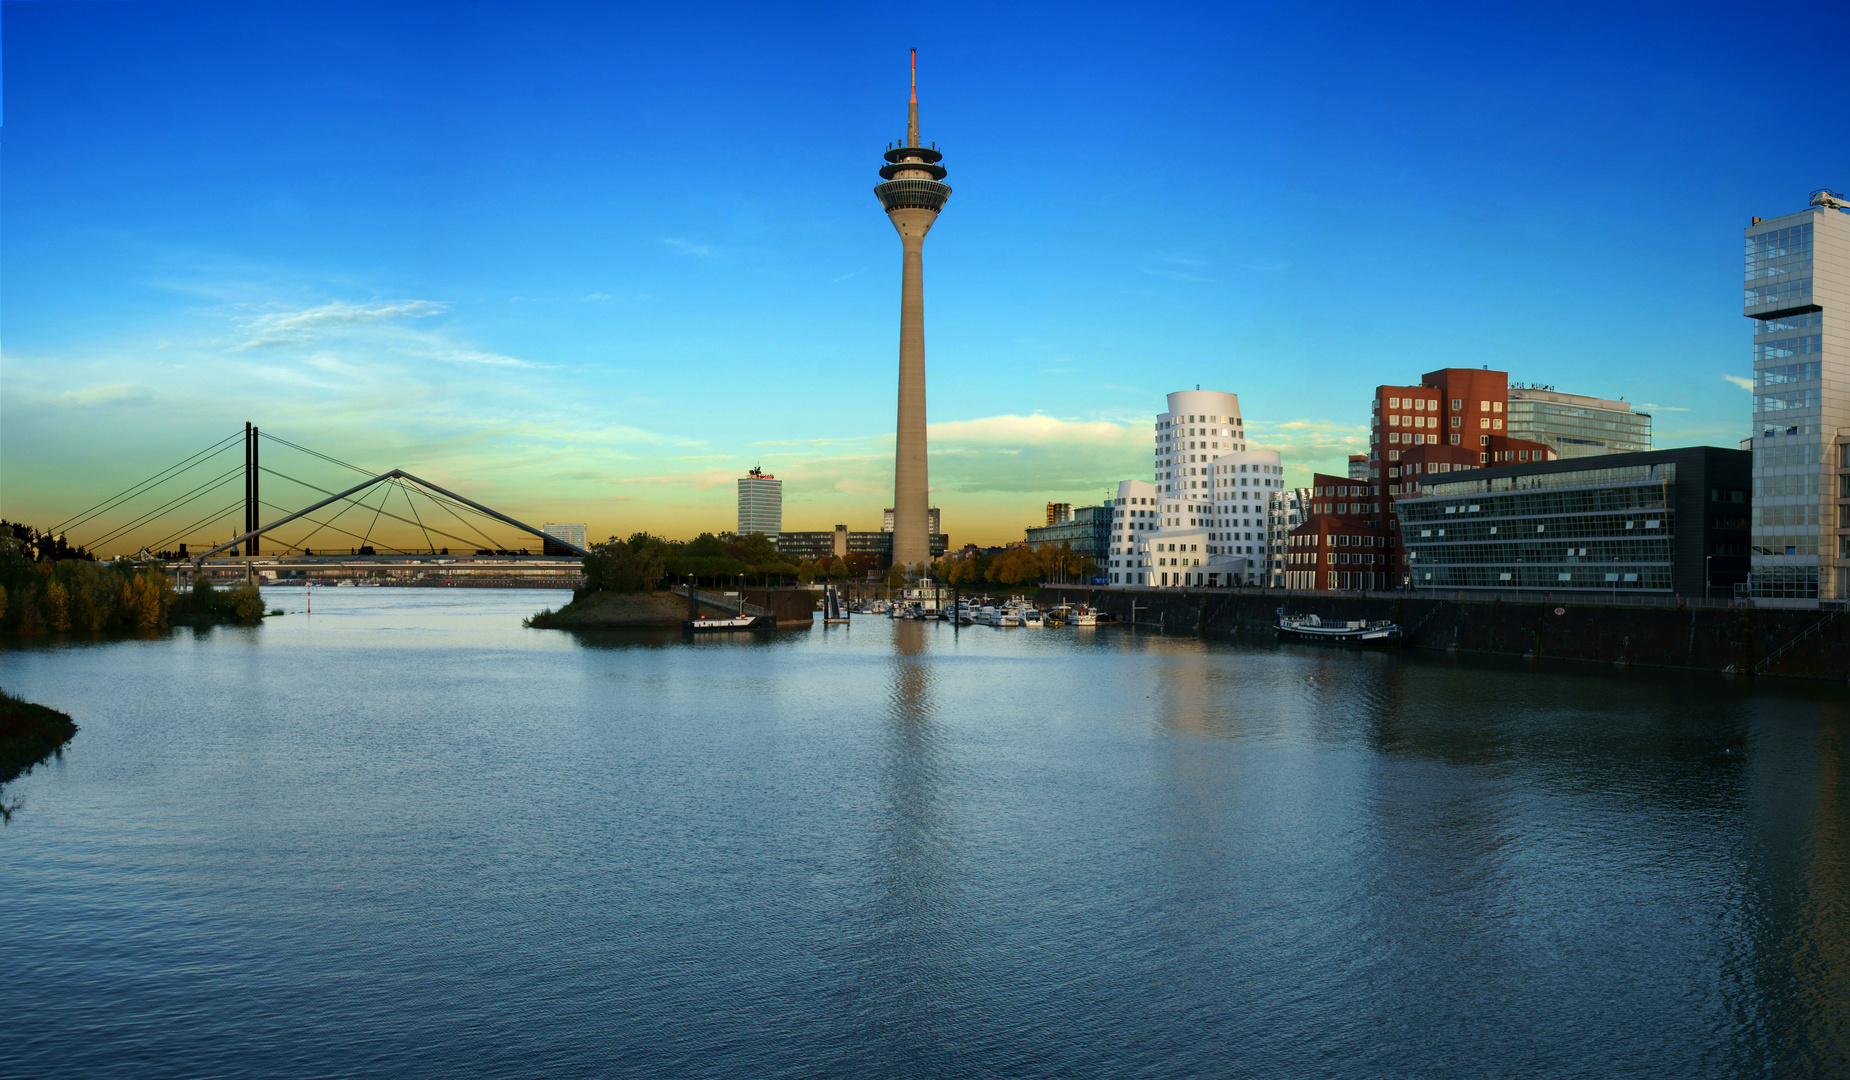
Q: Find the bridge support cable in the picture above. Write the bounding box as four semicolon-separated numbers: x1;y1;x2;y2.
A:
257;498;434;556
258;466;491;553
84;465;246;553
394;477;440;551
192;469;591;563
138;499;248;558
50;430;244;538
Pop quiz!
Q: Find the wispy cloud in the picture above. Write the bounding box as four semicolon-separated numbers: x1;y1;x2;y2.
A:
1637;403;1689;412
1139;267;1214;283
56;382;150;406
235;300;446;349
662;237;713;257
1724;375;1753;391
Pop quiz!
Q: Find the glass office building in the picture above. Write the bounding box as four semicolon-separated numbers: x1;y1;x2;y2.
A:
1398;447;1750;597
1743;195;1850;601
1505;387;1651;459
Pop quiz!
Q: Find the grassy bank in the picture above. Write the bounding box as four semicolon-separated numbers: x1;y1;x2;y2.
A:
527;591;692;629
0;688;78;789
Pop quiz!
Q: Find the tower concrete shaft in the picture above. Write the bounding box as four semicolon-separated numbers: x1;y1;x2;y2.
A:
874;51;950;571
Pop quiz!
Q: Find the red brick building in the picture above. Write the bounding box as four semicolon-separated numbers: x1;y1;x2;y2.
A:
1286;473;1393;590
1365;369;1556;586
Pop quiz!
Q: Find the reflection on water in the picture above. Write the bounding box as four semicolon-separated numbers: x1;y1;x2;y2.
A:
0;588;1846;1078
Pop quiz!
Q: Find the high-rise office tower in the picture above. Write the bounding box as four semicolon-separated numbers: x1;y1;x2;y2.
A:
874;50;950;572
1506;385;1651;458
737;467;782;540
1745;190;1850;601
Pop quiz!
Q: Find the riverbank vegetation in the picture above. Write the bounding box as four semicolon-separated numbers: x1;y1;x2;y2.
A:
0;688;78;820
934;542;1098;587
1;532;266;634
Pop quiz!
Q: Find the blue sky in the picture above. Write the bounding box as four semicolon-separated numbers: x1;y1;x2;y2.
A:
3;0;1846;552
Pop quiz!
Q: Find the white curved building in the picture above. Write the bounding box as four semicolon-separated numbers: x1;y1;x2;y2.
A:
1106;389;1287;587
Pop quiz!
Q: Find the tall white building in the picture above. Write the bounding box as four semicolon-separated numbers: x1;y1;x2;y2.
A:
737;467;782;540
1745;191;1850;601
1106;389;1287;587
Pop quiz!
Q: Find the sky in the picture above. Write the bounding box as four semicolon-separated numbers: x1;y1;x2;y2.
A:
3;0;1847;554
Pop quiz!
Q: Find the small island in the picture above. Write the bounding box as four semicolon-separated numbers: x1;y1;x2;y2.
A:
1;688;78;818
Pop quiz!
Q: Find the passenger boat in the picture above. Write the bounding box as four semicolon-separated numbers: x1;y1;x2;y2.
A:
684;613;775;633
1066;605;1100;626
1275;612;1402;647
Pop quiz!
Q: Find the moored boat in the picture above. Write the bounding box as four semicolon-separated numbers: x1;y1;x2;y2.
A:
1275;612;1402;647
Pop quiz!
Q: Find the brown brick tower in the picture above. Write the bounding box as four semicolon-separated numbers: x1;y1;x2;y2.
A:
875;50;950;573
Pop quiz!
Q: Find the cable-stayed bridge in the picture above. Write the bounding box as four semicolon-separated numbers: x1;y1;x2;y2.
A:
50;424;590;586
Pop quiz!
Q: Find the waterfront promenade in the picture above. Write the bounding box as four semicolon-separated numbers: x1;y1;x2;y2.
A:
1041;585;1850;681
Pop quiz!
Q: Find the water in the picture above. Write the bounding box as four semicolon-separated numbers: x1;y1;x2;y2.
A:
2;588;1847;1078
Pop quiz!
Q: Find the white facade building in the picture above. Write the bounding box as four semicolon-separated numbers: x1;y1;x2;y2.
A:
737;468;782;540
1107;389;1287;588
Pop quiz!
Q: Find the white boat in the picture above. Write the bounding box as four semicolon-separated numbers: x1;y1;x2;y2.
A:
1019;608;1044;627
1276;612;1402;647
1067;605;1099;626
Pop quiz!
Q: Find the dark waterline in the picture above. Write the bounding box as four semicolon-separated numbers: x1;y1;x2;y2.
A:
2;588;1846;1078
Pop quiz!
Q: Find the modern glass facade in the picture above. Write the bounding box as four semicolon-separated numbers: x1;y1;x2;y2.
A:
1744;202;1848;601
1025;505;1112;559
1505;389;1651;459
1401;465;1676;592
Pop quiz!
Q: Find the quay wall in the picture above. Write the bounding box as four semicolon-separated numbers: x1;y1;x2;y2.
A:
1037;586;1850;682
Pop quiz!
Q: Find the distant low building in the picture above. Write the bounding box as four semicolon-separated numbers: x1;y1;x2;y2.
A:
1045;502;1072;525
1025;504;1110;559
541;523;586;555
1506;384;1652;459
779;525;947;567
882;507;941;535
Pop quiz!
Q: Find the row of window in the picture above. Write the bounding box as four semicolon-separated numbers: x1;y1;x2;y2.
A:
1756;336;1823;364
1414;566;1671;590
1385;396;1439;411
1755;311;1823;336
1744;223;1814;278
1756;472;1821;497
1421;463;1673;498
1746;278;1812;310
1287;532;1383;548
1756;388;1820;413
1755;504;1821;527
1755;358;1822;384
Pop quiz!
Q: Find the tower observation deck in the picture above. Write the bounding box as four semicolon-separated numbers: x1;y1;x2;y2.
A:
877;50;950;573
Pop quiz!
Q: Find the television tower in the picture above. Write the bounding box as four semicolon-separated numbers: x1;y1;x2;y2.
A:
875;49;951;573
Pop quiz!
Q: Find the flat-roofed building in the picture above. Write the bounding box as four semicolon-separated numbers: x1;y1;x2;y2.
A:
1743;192;1850;601
777;526;947;567
1506;385;1651;458
1026;504;1110;560
541;523;586;556
881;507;941;535
1398;446;1750;598
737;468;782;540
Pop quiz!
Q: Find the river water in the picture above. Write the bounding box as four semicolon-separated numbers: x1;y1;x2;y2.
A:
2;587;1846;1078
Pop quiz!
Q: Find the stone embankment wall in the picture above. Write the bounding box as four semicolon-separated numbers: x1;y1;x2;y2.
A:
1038;586;1850;682
741;588;815;628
